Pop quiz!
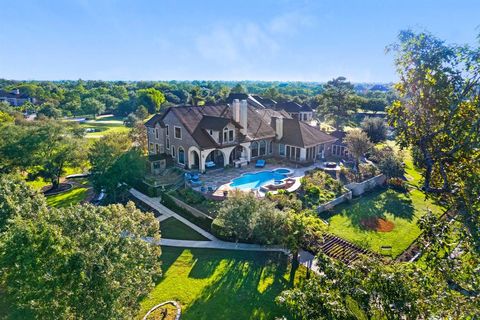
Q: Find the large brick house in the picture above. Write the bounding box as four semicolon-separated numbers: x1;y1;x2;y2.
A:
145;95;338;173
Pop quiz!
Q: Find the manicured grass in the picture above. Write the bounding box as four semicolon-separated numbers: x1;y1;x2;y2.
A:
46;187;89;208
160;218;209;241
139;247;306;320
325;188;445;258
78;120;129;138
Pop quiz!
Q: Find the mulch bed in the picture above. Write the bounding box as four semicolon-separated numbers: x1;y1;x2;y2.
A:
42;183;73;195
360;217;395;232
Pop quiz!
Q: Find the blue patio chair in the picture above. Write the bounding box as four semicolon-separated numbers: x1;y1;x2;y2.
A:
205;161;216;168
255;159;266;168
191;174;200;181
184;172;192;180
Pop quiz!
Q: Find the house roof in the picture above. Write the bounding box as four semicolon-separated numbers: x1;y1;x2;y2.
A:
162;105;287;149
278;119;337;148
275;101;313;113
198;115;239;130
144;113;165;128
251;95;277;107
0;90;31;99
330;130;347;146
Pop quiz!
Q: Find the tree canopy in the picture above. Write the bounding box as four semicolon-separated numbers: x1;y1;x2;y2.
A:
0;175;162;319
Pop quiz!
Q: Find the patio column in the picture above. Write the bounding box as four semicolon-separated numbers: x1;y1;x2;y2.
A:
240;142;251;162
300;148;307;161
221;146;236;167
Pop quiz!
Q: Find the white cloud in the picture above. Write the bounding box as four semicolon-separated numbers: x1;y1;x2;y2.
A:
268;11;315;35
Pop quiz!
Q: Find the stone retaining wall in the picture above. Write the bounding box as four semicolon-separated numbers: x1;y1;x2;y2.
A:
345;174;386;196
168;194;213;219
317;191;353;213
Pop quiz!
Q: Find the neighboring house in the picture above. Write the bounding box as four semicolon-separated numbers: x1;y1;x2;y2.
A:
146;95;339;173
329;131;352;159
0;89;36;106
273;101;314;122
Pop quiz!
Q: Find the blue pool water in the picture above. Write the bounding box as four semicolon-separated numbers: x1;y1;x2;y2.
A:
230;170;288;190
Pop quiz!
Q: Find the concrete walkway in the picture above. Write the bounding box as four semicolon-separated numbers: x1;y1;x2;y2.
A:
130;188;320;271
129;188;289;253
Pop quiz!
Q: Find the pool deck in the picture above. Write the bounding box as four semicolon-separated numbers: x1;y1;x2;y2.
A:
192;160;326;198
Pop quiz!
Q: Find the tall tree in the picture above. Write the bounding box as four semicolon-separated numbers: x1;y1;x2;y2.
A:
89;133;144;201
0;182;161;319
81;97;106;118
344;128;373;173
361;117;387;143
137;88;165;114
230;83;247;94
317;77;358;129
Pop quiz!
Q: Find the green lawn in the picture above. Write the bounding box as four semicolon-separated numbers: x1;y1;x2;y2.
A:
139;247;306;320
325;188;445;258
78;119;129;138
46;186;89;208
160;218;209;241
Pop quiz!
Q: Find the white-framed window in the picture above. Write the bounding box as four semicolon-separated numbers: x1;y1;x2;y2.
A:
155;144;160;154
269;141;273;154
166;137;170;150
279;144;285;156
172;146;176;157
223;127;228;142
149;142;154;153
174;126;182;139
209;129;213;135
251;141;259;157
165;125;169;136
155;128;159;139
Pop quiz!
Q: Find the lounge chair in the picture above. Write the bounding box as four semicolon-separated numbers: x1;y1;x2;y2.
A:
255;159;266;168
205;161;216;168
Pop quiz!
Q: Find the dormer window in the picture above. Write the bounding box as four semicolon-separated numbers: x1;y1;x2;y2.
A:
222;127;234;143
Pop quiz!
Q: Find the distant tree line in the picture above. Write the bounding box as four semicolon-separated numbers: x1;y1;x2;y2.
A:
0;79;395;120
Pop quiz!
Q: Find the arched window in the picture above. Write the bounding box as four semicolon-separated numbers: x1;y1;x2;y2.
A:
250;141;258;158
259;140;266;156
223;127;228;142
178;147;185;164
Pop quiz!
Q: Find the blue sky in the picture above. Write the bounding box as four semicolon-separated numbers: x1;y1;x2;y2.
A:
1;0;479;82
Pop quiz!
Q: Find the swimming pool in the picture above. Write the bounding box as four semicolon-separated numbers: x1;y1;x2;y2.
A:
230;169;290;190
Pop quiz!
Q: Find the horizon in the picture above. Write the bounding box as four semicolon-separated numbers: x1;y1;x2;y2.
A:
1;0;479;82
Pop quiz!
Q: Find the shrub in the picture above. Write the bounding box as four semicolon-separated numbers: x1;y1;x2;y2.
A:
267;190;303;211
300;170;346;207
160;192;212;232
388;177;408;192
361;117;388;143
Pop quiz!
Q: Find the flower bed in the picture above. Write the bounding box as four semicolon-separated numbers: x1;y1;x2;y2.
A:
299;170;347;208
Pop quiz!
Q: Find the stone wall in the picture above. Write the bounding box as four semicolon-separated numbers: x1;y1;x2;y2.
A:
168;194;213;219
345;174;386;196
317;191;353;213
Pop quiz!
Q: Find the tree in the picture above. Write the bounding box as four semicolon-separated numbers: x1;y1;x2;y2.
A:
0;110;14;123
317;77;358;129
129;121;148;154
38;102;62;118
212;191;286;244
378;152;405;180
135;105;149;120
124;113;139;128
344;129;373;172
89;133;144;201
0;184;161;319
387;30;480;194
137;88;165;114
0;174;46;231
81;97;105;118
230;83;247;94
361;117;387;143
0;121;86;190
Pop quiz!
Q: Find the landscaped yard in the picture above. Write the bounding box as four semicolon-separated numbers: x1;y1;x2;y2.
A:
160;218;209;241
139;247;306;320
78;119;129;138
46;186;90;208
324;188;445;257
